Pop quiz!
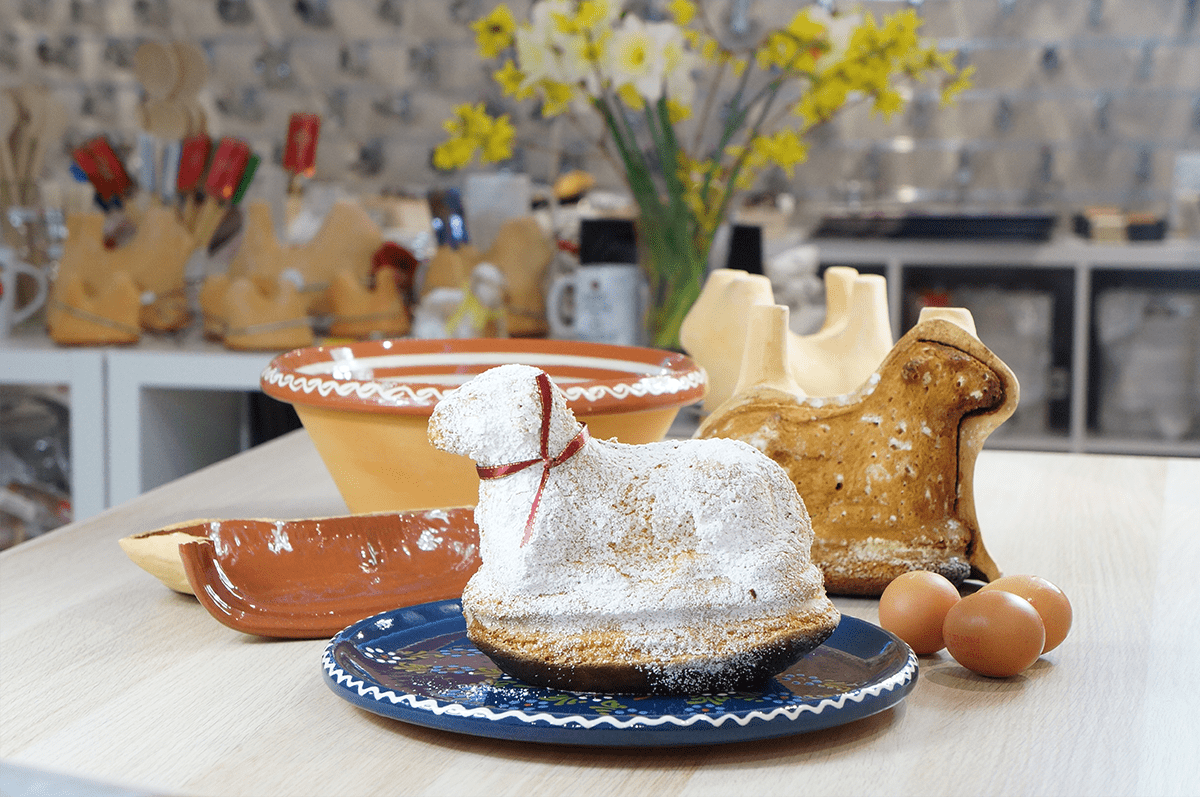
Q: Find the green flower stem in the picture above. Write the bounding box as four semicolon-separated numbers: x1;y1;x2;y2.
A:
713;74;788;226
597;107;660;212
592;96;699;347
690;56;728;155
639;204;707;349
699;59;756;202
645;101;684;214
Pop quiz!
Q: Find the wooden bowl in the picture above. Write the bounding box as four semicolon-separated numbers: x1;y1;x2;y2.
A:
260;338;707;513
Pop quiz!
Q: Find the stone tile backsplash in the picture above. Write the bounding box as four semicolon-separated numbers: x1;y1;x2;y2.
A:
2;0;1198;218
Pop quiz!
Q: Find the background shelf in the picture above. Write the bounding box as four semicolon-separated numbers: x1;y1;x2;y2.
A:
811;237;1200;456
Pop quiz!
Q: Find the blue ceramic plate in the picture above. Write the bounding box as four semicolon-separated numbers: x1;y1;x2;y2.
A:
323;600;917;747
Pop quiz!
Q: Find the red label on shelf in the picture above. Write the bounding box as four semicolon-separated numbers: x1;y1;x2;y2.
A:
177;134;212;193
283;113;320;176
71;137;133;201
204;138;252;201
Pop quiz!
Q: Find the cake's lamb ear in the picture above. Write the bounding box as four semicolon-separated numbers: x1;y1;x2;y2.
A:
426;391;471;458
427;366;512;459
428;363;579;466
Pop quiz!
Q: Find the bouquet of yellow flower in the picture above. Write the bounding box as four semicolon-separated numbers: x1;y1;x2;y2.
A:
436;0;971;348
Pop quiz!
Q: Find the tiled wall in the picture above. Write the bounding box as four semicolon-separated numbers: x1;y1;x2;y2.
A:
3;0;1199;219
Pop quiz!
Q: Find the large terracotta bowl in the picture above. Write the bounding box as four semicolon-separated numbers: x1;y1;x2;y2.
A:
260;338;707;513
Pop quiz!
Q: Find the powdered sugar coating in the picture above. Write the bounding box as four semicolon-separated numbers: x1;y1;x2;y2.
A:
428;365;838;688
468;438;821;612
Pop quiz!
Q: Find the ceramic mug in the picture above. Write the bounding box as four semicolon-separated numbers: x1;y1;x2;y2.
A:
547;264;648;347
0;248;49;337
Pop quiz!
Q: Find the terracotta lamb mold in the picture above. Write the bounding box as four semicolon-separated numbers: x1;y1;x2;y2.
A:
697;305;1017;596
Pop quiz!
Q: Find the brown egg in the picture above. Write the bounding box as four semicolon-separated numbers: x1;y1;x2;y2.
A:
979;575;1072;653
878;570;962;655
943;591;1046;677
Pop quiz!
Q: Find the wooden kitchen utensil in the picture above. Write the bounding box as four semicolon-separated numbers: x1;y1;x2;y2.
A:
0;91;18;204
134;40;179;100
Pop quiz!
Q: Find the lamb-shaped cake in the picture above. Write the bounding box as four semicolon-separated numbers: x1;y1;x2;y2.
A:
428;364;840;694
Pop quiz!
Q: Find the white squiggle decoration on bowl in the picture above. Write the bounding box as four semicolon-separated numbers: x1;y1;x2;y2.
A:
321;643;917;731
261;366;705;408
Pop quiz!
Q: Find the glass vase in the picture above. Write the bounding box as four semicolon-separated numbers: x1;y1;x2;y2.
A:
637;207;711;350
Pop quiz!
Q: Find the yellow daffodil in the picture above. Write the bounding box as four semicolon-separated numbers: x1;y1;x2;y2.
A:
668;0;696;26
493;59;532;99
471;6;516;59
611;16;665;101
576;0;617;32
436;0;966;348
941;65;975;105
666;98;691;123
616;82;644;110
514;24;551;85
559;28;604;86
433;103;514;169
539;79;577;117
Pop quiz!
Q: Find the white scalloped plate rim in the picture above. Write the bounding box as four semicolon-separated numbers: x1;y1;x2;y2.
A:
321;606;919;738
322;646;917;731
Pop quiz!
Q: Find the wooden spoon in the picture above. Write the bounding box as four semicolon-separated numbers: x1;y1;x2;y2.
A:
12;86;47;188
170;41;209;100
0;92;18;201
139;97;189;140
134;40;180;100
22;94;67;190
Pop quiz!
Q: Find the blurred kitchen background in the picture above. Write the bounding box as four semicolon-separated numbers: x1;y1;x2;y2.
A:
2;0;1199;546
1;0;1196;210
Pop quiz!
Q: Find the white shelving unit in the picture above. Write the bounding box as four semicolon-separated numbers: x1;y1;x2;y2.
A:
4;238;1197;527
811;237;1200;457
2;328;277;521
105;336;276;508
0;334;106;520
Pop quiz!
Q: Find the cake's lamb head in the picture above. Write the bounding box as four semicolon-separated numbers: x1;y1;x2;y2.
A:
428;363;583;468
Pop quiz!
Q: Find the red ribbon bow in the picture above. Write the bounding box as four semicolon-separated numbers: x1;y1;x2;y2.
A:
476;372;588;547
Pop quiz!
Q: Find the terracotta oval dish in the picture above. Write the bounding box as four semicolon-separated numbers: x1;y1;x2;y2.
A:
125;509;481;638
260;338;707;513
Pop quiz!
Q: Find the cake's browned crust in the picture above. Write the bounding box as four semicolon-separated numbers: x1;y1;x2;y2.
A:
698;320;1017;596
467;600;841;694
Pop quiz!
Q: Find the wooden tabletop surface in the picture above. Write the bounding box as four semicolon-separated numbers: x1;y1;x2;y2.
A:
2;429;1197;797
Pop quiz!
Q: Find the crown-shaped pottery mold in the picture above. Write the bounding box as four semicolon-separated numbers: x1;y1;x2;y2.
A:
682;267;894;413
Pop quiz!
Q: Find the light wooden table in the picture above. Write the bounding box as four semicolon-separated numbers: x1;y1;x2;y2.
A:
2;430;1197;797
